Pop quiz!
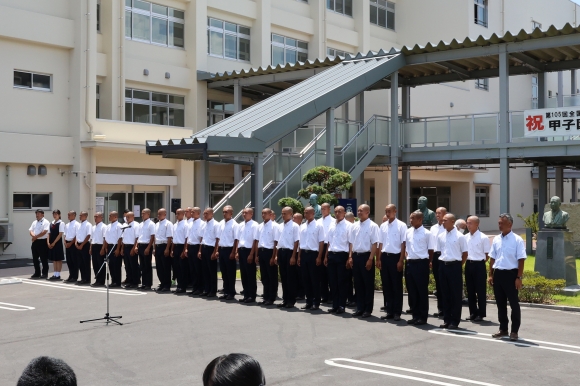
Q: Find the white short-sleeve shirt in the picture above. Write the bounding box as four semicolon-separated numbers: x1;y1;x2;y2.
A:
236;219;258;249
437;228;468;262
30;218;50;240
200;218;219;247
137;218;155;244
256;220;277;249
186;218;203;245
217;219;236;247
172;220;188;245
430;223;445;252
327;219;352;253
76;220;92;243
318;215;334;244
104;221;123;245
465;230;491;261
379;218;407;254
405;226;435;260
155;219;173;245
298;219;324;251
349;219;380;253
91;222;105;244
64;220;80;242
122;221;139;245
277;220;300;250
489;231;527;270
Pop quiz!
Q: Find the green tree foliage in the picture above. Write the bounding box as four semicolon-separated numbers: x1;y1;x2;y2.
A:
517;212;539;236
278;197;305;215
298;166;352;203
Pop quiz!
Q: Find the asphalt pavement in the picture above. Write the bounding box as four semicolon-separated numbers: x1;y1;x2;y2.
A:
1;263;579;385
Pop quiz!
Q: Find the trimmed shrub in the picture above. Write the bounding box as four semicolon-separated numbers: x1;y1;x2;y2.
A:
278;197;304;215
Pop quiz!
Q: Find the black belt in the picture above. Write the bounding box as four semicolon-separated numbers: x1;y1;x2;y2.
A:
301;249;318;253
382;252;400;257
278;248;292;252
353;252;370;256
259;247;273;251
219;246;233;249
467;259;485;263
442;260;461;265
406;259;428;263
238;247;251;251
173;243;185;247
328;251;349;255
155;243;167;246
138;243;150;246
202;244;214;249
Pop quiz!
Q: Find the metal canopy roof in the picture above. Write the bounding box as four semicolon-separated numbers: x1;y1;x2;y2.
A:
148;54;406;158
200;23;580;99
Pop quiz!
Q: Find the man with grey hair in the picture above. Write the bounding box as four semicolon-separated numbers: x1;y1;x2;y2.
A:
488;213;526;341
465;215;490;321
454;219;467;234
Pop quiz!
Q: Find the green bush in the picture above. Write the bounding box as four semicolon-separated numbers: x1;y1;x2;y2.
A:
517;212;539;236
518;271;565;304
278;197;304;215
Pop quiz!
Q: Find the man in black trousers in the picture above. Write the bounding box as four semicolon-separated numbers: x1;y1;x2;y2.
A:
254;208;278;306
489;213;527;341
75;211;92;285
429;207;447;317
436;213;468;329
216;205;238;300
90;212;106;287
274;206;300;308
136;208;155;290
298;207;325;311
404;211;435;325
154;208;173;291
103;211;123;287
28;209;50;279
120;212;139;288
171;208;188;293
377;204;407;321
464;215;490;322
324;206;351;315
63;211;79;283
185;207;203;295
198;208;219;297
235;208;258;303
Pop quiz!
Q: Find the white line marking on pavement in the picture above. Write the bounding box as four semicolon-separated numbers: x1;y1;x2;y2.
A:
17;278;146;296
0;302;35;311
429;329;580;355
325;358;502;386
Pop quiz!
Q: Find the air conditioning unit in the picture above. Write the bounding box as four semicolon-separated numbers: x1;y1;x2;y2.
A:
0;224;14;243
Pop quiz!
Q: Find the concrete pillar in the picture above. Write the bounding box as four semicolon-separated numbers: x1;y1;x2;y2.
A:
402;85;410;120
538;72;546;108
401;166;410;222
355;92;364;123
572;178;577;202
253;0;271;66
390;72;399;210
538;165;547;229
555;167;564;200
252;154;264;221
499;50;510;213
572;70;577;95
353;0;371;52
233;82;243;184
194;161;209;209
342;102;349;122
557;71;564;107
326;108;335;167
355;175;365;206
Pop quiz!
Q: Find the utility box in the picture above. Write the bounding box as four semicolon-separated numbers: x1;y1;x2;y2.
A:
0;223;13;243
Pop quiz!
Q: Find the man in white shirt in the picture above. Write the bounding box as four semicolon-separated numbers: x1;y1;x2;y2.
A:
348;204;380;318
216;205;238;300
377;204;407;321
318;203;333;304
198;207;219;297
185;207;204;295
75;211;92;285
293;212;305;300
429;207;447;317
488;213;527;341
437;213;468;329
136;208;155;291
254;208;278;305
154;208;173;292
235;208;258;303
465;215;491;322
345;212;356;306
405;211;436;325
275;207;300;308
324;206;352;314
120;212;139;288
103;211;123;287
171;208;188;293
298;207;325;310
63;211;80;283
90;212;106;287
29;209;50;279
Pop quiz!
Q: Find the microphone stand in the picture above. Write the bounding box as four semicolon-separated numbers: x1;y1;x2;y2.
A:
80;227;129;326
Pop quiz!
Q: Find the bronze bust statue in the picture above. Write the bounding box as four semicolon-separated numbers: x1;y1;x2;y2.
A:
543;196;569;229
417;196;436;228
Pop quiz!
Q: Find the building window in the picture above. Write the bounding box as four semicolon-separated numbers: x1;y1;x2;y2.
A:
97;0;101;32
327;0;353;17
13;193;51;210
327;48;351;58
475;78;489;91
207;101;235;127
13;70;51;92
271;34;308;66
475;186;489;217
411;186;451;212
125;0;184;48
370;0;395;30
533;188;539;213
210;183;235;208
474;0;487;27
125;88;185;127
207;18;251;61
96;84;100;118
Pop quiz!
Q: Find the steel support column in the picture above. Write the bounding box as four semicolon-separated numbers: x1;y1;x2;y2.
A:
355;175;365;206
233;81;243;184
499;50;510;214
401;166;410;222
572;70;577;95
390;72;399;210
252;153;264;221
557;71;564;107
195;161;209;210
538;164;548;229
555;167;564;200
326;108;335;168
572;179;577;202
355;92;364;123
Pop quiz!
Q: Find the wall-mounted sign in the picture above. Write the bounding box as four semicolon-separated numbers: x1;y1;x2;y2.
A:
524;106;580;137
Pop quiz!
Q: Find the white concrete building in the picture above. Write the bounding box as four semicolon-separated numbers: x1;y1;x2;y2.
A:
1;0;579;258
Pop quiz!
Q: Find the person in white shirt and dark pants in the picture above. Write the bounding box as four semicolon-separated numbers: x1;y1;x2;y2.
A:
324;206;352;314
489;213;527;341
404;211;435;325
29;209;50;279
185;207;204;295
464;215;491;321
198;208;219;297
318;203;333;303
429;207;447;317
154;209;173;291
436;213;468;329
275;207;300;308
136;208;155;290
216;206;238;300
171;209;188;293
90;212;106;286
103;212;123;287
298;207;325;311
377;204;407;321
63;211;80;283
121;212;139;288
235;208;259;303
254;208;278;306
348;205;380;318
75;212;92;285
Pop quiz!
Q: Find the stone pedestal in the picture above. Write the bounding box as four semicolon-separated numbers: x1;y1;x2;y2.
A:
535;229;578;287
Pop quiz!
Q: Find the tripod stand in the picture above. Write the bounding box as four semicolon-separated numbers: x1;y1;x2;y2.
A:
80;244;123;326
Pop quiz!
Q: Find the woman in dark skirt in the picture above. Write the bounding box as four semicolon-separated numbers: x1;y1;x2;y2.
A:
47;209;65;281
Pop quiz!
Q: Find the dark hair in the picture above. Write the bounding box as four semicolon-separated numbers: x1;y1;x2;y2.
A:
35;209;44;215
203;354;265;386
123;209;130;214
17;356;77;386
52;209;61;220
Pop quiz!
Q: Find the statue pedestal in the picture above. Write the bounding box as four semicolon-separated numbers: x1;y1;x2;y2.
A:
535;229;578;287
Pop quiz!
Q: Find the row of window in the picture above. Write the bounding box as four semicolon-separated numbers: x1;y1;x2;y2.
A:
125;88;185;127
125;0;184;48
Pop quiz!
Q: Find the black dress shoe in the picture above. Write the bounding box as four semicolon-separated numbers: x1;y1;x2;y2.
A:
407;318;417;324
161;287;170;292
225;295;235;301
192;290;202;295
263;301;273;306
30;274;41;279
336;308;345;314
414;319;427;325
405;309;413;314
321;298;328;303
76;280;84;285
466;314;476;321
346;301;356;308
285;304;295;309
174;288;186;294
244;298;255;304
474;316;484;322
311;305;320;311
123;284;135;289
140;286;151;291
437;311;444;318
109;283;121;288
48;275;59;281
218;295;227;300
276;303;287;308
394;315;401;321
380;306;386;312
440;323;450;329
218;289;224;294
40;275;48;279
200;292;208;297
239;298;247;303
352;311;363;317
301;304;312;310
328;308;337;313
90;282;104;287
121;280;129;285
448;324;459;330
361;312;372;318
380;314;394;320
295;295;305;300
207;293;216;297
